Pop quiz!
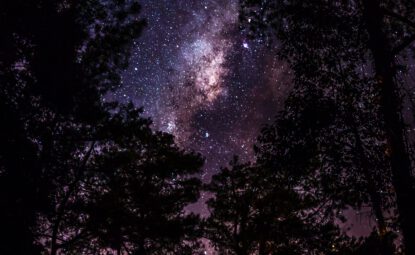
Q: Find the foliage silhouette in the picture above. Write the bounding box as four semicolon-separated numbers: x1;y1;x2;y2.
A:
0;1;203;254
241;0;415;253
205;156;360;255
48;104;204;255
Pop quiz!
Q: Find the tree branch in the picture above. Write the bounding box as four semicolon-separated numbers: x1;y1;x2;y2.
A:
56;229;90;249
381;8;415;29
381;8;415;54
392;33;415;56
50;141;96;255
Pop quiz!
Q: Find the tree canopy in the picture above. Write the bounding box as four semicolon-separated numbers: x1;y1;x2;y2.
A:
0;1;203;254
1;0;415;254
241;0;415;253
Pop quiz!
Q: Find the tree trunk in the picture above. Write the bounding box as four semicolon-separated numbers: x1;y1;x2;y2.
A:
50;216;61;255
352;127;391;255
136;239;147;255
344;101;393;255
258;238;267;255
361;0;415;254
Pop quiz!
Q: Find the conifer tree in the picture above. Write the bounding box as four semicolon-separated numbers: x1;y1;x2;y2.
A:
241;0;415;252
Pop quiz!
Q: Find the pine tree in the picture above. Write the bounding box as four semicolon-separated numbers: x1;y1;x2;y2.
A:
43;104;204;255
0;0;144;253
205;157;355;255
241;0;415;252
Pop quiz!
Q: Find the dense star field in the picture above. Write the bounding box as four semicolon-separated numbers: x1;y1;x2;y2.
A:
112;0;291;215
113;0;415;234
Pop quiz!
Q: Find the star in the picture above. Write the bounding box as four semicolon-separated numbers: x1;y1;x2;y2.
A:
118;0;288;215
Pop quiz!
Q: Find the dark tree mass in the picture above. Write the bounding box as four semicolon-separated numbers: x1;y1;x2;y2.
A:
1;0;415;255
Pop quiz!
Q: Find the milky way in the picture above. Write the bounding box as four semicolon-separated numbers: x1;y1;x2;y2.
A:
113;0;292;215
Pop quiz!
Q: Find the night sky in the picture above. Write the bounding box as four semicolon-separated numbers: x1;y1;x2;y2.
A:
109;0;292;215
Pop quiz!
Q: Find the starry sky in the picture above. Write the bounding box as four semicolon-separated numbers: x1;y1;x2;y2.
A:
102;2;415;253
111;0;292;215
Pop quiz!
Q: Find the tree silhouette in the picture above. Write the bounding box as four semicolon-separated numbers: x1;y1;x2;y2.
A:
0;0;205;254
205;156;357;255
255;82;397;254
40;104;204;255
241;0;415;253
204;158;259;255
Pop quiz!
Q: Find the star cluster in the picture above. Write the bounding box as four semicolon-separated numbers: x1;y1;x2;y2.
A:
115;0;292;215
